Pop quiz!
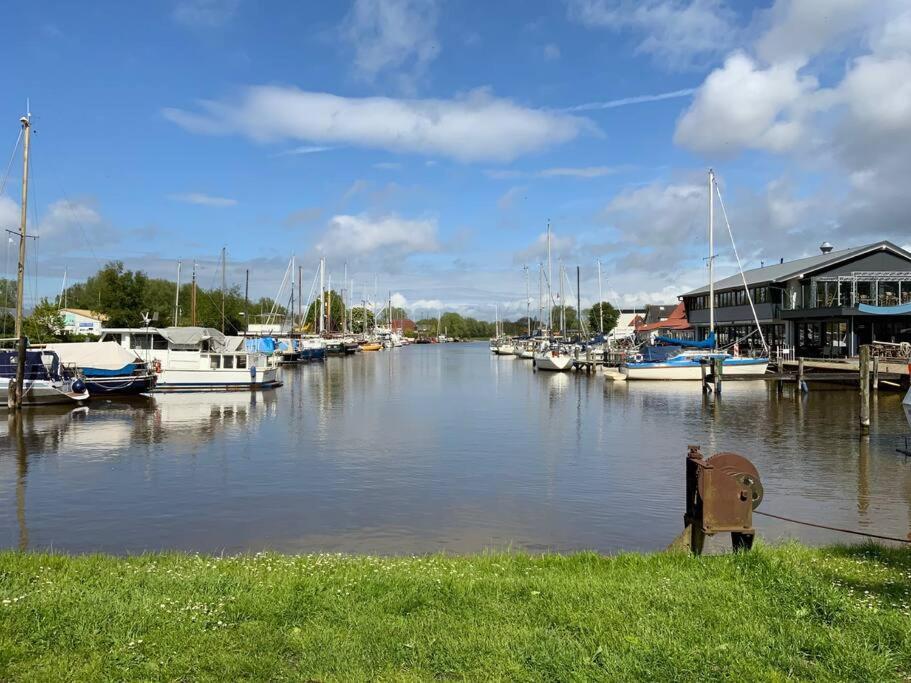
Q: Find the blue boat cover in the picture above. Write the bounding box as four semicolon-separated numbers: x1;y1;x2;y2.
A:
654;332;716;349
858;302;911;315
82;363;140;377
245;337;277;353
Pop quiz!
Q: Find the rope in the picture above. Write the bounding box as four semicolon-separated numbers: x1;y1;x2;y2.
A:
0;127;22;200
755;510;911;544
720;328;759;351
713;179;769;355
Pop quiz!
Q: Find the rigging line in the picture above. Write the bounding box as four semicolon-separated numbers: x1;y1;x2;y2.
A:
755;510;911;544
713;179;769;355
0;127;22;201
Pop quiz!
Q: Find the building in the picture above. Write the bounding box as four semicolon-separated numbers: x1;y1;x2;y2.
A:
635;301;692;341
681;240;911;357
391;319;416;335
60;308;106;336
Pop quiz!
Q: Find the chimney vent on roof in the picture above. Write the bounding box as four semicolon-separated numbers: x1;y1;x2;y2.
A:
820;241;834;254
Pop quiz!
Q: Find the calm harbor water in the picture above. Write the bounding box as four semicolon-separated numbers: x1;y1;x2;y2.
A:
2;342;910;554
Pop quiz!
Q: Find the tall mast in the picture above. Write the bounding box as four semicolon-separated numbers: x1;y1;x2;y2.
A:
708;168;715;340
297;264;302;333
343;262;348;334
597;258;603;334
10;112;31;410
191;260;197;326
523;264;530;336
173;260;181;325
290;255;295;333
576;265;581;334
318;257;325;334
559;260;565;335
220;246;226;334
546;220;552;333
538;265;544;333
327;274;332;333
244;268;249;333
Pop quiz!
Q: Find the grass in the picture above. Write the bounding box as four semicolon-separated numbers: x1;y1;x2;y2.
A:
1;544;910;681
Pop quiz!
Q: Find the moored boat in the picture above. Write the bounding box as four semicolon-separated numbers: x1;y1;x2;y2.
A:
0;349;90;406
533;344;574;371
44;341;156;396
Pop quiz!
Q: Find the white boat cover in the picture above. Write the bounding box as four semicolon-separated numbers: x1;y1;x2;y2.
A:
44;341;142;370
160;327;226;348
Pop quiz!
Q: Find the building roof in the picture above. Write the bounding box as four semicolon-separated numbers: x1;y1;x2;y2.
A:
642;304;678;324
682;241;911;296
637;302;691;332
61;308;108;321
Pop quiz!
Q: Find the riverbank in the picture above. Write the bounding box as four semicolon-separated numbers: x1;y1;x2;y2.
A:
1;544;909;680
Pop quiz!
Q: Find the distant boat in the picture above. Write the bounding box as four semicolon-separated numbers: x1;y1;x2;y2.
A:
44;341;156;396
360;342;382;352
0;349;90;406
534;343;574;371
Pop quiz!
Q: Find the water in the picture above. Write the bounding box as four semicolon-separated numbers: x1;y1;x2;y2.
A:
2;343;910;554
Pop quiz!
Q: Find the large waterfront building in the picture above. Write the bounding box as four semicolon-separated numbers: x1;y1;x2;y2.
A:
681;240;911;357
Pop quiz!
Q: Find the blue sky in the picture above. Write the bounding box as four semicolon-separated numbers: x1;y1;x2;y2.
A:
1;0;909;319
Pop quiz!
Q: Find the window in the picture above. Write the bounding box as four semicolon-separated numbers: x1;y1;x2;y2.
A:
131;334;151;350
209;355;220;369
152;335;169;350
223;355;234;369
237;355;247;369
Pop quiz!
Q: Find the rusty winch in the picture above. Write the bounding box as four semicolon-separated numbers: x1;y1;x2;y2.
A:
680;445;763;555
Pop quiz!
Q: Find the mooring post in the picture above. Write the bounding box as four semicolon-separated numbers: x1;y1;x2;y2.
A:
797;357;808;393
872;355;879;391
859;345;871;434
701;361;710;393
712;356;723;394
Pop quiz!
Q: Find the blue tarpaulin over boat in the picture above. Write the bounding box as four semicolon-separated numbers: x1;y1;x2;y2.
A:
858;302;911;315
654;332;716;349
245;337;278;353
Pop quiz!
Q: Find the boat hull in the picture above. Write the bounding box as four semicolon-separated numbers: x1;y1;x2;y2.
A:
621;359;769;380
153;367;282;392
0;378;90;406
83;372;157;396
496;344;516;356
534;353;574;371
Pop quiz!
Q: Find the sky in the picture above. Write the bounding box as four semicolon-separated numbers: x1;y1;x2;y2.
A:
1;0;910;320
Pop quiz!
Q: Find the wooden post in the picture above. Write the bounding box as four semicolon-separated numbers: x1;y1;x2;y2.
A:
712;356;723;394
797;357;808;393
872;355;879;391
859;345;871;434
701;361;710;393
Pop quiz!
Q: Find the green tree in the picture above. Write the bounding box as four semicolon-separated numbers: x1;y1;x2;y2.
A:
23;298;66;343
65;261;147;328
378;306;408;324
588;302;620;335
550;305;579;332
304;290;347;332
349;306;375;334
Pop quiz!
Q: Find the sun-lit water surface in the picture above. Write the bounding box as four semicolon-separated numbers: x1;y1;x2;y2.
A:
2;342;910;554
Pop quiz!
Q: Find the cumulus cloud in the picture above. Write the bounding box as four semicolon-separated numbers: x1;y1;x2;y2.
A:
168;192;238;207
567;0;738;68
315;214;439;261
513;231;577;264
486;166;616;180
341;0;440;90
164;86;590;163
754;0;869;64
0;195;17;231
674;52;817;155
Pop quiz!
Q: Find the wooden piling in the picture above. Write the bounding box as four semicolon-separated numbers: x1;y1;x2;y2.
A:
859;345;871;434
872;355;879;390
797;357;808;393
701;362;710;393
712;356;723;394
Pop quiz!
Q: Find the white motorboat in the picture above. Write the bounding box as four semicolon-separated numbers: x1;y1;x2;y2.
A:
0;349;90;407
99;327;281;392
620;350;768;380
495;342;516;355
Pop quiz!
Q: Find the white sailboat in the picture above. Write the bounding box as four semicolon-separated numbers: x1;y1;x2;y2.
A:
532;223;573;372
621;169;769;380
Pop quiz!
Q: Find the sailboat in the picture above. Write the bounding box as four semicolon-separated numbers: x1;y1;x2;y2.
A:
2;112;89;408
532;223;574;371
621;170;769;381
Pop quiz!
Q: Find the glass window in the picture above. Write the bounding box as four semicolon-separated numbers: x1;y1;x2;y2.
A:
223;355;234;369
881;281;899;306
237;355;247;369
152;335;169;350
209;355;220;369
856;281;872;304
131;334;151;350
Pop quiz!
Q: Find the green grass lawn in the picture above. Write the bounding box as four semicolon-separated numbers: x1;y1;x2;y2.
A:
1;543;910;681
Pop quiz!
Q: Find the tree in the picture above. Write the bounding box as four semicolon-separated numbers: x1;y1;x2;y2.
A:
350;306;375;334
23;298;66;343
65;261;147;328
588;301;621;335
550;305;578;332
304;290;347;332
378;306;408;324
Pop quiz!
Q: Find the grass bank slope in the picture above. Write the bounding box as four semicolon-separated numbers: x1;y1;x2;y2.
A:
1;544;910;681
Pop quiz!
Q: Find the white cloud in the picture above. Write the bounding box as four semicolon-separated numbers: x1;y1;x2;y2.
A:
273;145;334;157
164;86;590;163
674;52;816;155
172;0;239;28
0;195;17;231
373;161;403;170
168;192;238;207
755;0;868;64
839;55;911;132
563;87;696;112
341;0;440;90
543;43;561;60
567;0;738;68
513;231;577;264
316;214;438;259
538;166;615;178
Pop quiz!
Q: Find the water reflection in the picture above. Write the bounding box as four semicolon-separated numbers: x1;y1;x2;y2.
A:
1;344;910;554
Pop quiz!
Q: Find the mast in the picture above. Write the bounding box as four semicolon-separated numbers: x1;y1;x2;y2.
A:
290;255;295;333
597;258;604;334
244;268;249;333
327;274;332;333
538;265;544;333
576;265;581;335
546;220;552;333
708;168;715;341
523;264;530;336
318;257;325;334
10;112;31;410
58;267;67;309
298;264;302;334
559;260;565;336
173;260;181;325
343;262;348;334
191;260;197;326
495;303;499;338
220;246;226;334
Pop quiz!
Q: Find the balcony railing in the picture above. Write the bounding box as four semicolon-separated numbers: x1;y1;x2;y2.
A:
781;271;911;311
